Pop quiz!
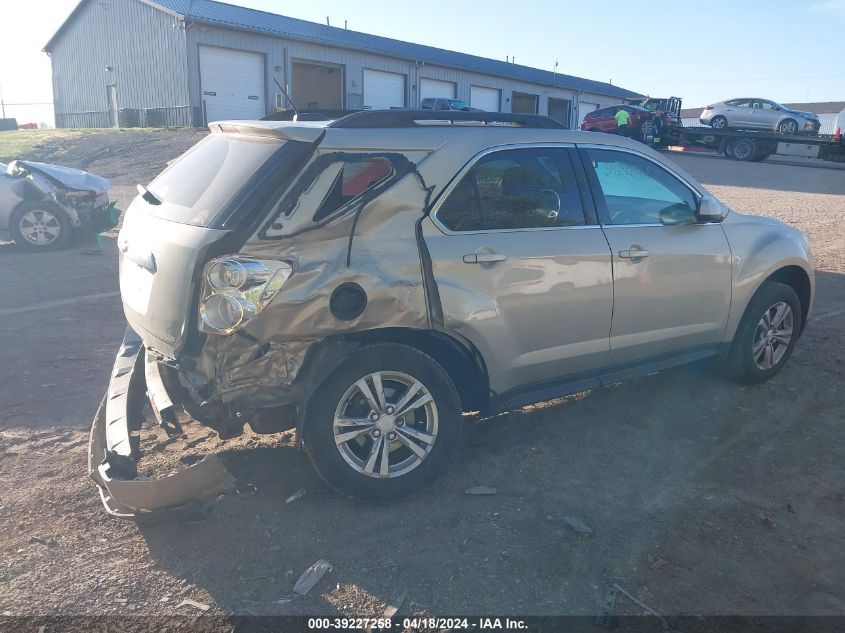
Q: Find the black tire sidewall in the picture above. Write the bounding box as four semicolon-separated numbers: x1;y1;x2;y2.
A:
730;281;802;383
10;201;72;251
304;344;462;502
731;139;756;161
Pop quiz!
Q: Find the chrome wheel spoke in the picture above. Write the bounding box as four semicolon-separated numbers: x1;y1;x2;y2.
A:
354;376;381;413
392;379;423;414
335;425;376;446
763;343;774;369
397;425;435;445
753;336;768;355
362;435;384;475
771;304;787;328
371;372;387;411
379;437;390;478
335;416;373;427
773;330;792;346
395;430;428;460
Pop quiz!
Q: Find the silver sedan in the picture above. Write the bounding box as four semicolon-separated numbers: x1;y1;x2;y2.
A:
700;98;821;135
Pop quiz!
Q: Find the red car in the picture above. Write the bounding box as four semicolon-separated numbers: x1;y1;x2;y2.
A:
581;104;670;135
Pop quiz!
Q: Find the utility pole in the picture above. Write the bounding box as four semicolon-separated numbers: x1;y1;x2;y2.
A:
0;84;6;119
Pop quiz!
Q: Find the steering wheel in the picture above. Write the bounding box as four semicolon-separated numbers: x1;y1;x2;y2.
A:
539;188;561;224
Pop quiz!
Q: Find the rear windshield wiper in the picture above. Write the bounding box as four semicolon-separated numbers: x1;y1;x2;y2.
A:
137;184;162;206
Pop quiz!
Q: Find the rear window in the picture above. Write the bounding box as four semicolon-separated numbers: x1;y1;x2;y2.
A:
144;134;282;227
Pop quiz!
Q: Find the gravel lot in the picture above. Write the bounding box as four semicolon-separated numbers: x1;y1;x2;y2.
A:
0;132;843;625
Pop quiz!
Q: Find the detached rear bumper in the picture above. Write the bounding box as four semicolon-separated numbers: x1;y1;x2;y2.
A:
88;327;235;519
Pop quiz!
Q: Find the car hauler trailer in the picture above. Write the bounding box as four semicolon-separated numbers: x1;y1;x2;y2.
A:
662;125;845;163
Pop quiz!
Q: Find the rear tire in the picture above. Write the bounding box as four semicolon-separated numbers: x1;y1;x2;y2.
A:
304;343;462;502
729;138;757;161
10;201;72;251
710;115;728;130
725;281;802;384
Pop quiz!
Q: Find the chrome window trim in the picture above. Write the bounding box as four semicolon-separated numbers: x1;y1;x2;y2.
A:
429;142;589;236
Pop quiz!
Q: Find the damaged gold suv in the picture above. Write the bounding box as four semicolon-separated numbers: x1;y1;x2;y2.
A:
91;111;813;517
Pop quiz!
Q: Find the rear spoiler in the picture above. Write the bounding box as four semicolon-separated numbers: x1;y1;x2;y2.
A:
209;120;328;143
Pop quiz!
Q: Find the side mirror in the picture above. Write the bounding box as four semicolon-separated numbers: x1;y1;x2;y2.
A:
697;195;726;222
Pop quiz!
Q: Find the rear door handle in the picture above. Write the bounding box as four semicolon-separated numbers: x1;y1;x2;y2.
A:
463;252;508;264
619;248;650;260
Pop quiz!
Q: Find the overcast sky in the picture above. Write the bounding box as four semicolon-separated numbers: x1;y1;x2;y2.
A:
1;0;843;125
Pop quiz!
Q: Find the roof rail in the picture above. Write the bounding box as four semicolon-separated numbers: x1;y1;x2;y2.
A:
329;110;567;129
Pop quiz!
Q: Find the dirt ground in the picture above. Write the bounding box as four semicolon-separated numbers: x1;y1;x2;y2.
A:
0;131;844;625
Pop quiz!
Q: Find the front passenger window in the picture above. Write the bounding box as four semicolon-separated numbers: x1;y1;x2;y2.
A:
583;149;697;226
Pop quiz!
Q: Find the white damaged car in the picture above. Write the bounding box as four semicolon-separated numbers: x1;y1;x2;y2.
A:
0;160;117;250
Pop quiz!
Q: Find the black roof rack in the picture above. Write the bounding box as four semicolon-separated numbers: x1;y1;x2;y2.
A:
329;110;566;129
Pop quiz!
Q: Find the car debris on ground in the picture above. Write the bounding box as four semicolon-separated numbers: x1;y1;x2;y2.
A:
176;598;210;612
292;560;332;596
465;486;497;495
286;488;306;504
563;516;594;536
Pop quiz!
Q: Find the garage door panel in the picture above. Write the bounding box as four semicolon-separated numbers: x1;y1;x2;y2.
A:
470;86;500;112
420;78;456;102
200;46;266;122
578;102;599;126
363;69;405;110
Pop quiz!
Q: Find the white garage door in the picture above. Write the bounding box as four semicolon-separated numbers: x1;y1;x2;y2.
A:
420;78;456;102
363;69;405;110
200;46;266;123
578;101;599;126
470;86;500;112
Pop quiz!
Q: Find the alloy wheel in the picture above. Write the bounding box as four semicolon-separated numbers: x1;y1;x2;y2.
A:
19;209;62;246
752;301;794;370
333;371;439;479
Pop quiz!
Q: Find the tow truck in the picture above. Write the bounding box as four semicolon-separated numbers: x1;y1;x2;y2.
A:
662;125;845;163
635;95;845;163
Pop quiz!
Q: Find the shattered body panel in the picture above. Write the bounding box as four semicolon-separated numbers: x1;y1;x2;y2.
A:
180;162;434;411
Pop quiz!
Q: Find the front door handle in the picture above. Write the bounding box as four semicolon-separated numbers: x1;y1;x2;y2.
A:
618;247;650;260
463;252;508;264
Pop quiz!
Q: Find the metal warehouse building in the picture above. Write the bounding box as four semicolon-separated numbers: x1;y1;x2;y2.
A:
45;0;642;129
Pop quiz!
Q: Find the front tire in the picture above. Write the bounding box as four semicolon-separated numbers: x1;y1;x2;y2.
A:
10;201;72;251
304;343;462;502
726;281;802;384
778;119;798;135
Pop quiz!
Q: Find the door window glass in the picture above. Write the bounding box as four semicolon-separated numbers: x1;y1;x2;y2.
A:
436;148;585;231
582;149;697;225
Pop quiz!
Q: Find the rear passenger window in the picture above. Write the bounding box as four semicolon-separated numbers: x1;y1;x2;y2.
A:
436;148;585;232
313;158;393;221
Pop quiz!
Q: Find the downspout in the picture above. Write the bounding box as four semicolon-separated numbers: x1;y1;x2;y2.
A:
574;89;584;130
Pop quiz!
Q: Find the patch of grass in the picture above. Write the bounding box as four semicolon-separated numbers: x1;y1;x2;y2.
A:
0;129;92;163
0;127;195;164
